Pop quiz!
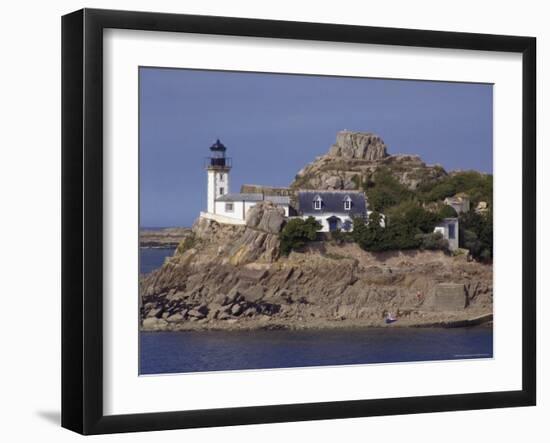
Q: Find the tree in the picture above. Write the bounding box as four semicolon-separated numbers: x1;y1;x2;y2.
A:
438;204;458;219
352;203;443;252
280;216;321;255
363;168;412;212
386;200;441;233
459;209;492;261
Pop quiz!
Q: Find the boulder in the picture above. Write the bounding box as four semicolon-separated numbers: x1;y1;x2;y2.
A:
231;303;244;316
188;304;209;319
166;313;184;323
147;308;163;319
328;131;388;160
245;201;285;234
142;317;168;330
207;303;223;319
227;204;284;264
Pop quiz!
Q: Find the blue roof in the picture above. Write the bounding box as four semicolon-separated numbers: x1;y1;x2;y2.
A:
298;190;367;215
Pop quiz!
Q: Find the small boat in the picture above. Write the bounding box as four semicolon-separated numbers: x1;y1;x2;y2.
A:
385;313;398;324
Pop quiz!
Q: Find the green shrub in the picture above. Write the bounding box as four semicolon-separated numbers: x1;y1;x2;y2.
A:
418;171;493;207
438;204;458;219
416;232;449;250
280;216;322;255
330;228;349;244
363;168;412;212
352;203;442;253
386;200;441;233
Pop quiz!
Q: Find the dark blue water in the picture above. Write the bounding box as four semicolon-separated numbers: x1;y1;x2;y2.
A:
140;247;175;274
140;327;493;374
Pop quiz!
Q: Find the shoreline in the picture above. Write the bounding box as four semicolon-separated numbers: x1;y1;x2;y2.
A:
139;227;191;249
141;313;493;332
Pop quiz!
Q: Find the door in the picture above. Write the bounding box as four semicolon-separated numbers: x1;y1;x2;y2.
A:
328;216;340;232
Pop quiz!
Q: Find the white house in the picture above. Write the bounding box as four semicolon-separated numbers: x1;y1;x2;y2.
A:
433;217;459;251
201;139;290;224
297;190;368;232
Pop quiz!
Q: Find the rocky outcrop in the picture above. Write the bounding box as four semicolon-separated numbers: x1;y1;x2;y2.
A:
141;235;493;331
245;201;285;233
328;131;388;160
291;130;446;191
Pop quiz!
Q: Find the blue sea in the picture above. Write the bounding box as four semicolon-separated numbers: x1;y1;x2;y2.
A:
139;248;493;374
140;247;175;274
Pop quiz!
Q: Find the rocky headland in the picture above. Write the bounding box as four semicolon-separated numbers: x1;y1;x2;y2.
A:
140;131;493;332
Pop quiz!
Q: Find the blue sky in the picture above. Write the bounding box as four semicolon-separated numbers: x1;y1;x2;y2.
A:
140;67;493;227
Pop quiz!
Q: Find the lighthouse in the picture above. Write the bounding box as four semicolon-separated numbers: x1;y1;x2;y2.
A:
206;139;232;214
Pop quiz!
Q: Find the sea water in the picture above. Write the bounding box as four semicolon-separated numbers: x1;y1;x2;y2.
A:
140;247;175;275
140;328;493;374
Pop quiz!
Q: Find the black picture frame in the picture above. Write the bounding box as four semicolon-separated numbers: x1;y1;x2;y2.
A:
61;8;536;435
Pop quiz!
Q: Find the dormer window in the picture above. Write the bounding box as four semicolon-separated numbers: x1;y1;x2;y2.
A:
344;195;352;211
313;195;322;210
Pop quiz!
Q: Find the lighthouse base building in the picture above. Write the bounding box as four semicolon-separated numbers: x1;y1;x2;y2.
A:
201;139;290;225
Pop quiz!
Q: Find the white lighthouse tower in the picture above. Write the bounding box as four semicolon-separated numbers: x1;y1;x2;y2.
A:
206;139;231;214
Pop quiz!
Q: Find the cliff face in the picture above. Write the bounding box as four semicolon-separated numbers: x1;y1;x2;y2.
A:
291;130;446;191
141;203;492;331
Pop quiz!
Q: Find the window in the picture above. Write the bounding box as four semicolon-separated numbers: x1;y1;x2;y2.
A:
313;196;322;210
448;223;456;239
219;187;224;195
219;173;223;181
344;196;352;211
225;203;234;212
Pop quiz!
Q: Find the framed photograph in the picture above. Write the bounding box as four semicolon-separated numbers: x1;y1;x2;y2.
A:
62;8;536;434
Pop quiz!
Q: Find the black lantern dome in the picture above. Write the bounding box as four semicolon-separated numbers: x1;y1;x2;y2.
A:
209;138;226;152
206;138;231;169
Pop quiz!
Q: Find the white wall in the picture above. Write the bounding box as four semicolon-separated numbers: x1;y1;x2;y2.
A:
434;219;459;251
0;1;546;443
207;169;230;213
207;170;215;213
300;213;354;232
214;200;245;219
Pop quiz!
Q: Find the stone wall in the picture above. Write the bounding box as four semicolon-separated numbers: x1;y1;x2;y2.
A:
432;283;466;311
